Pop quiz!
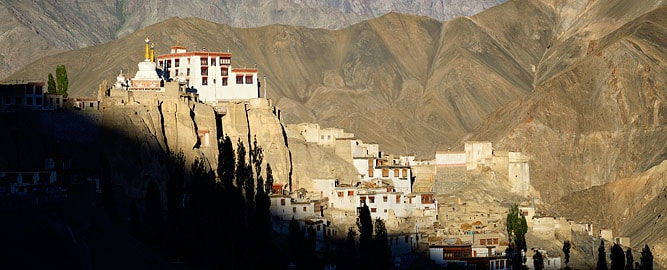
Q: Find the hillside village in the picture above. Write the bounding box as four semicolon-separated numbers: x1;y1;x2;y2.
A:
0;38;647;269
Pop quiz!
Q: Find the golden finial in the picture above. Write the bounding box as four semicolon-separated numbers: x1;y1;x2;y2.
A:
144;38;150;61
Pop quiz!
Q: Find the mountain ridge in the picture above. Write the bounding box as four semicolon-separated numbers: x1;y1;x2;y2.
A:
0;0;504;79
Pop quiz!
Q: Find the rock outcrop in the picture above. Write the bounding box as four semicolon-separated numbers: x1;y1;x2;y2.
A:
219;99;293;187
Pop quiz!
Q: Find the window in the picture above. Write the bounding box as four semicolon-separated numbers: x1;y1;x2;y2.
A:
35;97;42;105
348;190;354;196
293;207;296;213
222;78;228;86
201;67;208;76
220;57;230;65
187;68;190;76
280;199;285;205
201;58;208;65
337;191;344;197
35;86;42;95
480;239;487;245
402;168;408;178
303;207;307;212
396;196;400;203
371;208;377;213
89;102;94;108
236;75;243;84
383;196;387;202
382;168;389;177
369;196;375;203
26;97;32;105
187;58;191;65
245;75;253;84
221;68;228;76
166;60;171;68
174;59;180;67
360;196;366;203
493;238;499;244
368;159;373;167
158;60;163;67
202;77;208;85
394;169;399;177
368;168;373;177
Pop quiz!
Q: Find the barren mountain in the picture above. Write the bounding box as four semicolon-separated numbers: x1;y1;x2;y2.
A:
3;0;667;264
0;0;503;79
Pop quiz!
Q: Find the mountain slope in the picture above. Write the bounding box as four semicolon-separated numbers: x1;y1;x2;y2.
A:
0;0;503;79
4;1;666;215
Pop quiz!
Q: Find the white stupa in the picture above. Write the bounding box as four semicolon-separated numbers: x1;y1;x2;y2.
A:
128;38;162;90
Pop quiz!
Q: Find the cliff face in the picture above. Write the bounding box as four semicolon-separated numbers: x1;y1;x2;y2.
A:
219;99;293;187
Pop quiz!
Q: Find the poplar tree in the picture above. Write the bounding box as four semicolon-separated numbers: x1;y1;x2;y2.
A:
610;243;625;270
357;203;373;268
55;65;68;97
218;135;235;189
640;245;653;270
597;240;609;270
373;218;392;270
506;204;528;251
47;73;56;94
533;250;544;270
625;248;634;270
563;240;572;267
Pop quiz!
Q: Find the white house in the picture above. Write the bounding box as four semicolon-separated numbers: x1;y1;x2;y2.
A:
312;178;437;220
156;45;260;102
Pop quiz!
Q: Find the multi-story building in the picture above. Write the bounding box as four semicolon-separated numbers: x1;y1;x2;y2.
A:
0;82;46;112
312;178;437;220
156;45;260;102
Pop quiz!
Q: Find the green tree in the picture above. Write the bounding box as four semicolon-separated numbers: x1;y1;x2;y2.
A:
625;248;634;270
47;73;56;94
288;217;304;266
357;203;373;266
218;135;235;189
265;163;274;195
505;243;525;270
373;218;392;270
598;240;609;270
533;250;544;270
563;240;572;266
338;227;357;269
640;245;653;270
506;204;528;251
55;64;68;98
611;243;625;270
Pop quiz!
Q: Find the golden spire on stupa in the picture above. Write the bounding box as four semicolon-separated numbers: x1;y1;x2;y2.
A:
144;38;150;61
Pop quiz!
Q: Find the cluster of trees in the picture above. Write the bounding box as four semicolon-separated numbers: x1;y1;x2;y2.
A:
47;65;68;98
506;204;528;269
141;136;278;268
595;240;653;270
337;203;392;270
